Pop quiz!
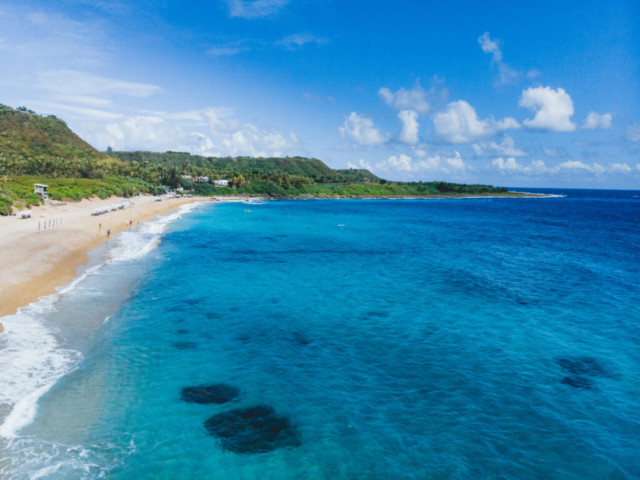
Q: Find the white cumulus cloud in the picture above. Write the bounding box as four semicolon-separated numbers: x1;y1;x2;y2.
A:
492;157;547;174
554;161;607;175
92;108;297;157
380;154;413;172
378;80;431;114
339;112;388;146
347;158;373;171
375;151;471;176
100;116;211;153
519;86;576;132
582;112;612;130
433;100;520;144
489;158;639;177
397;110;420;145
473;135;527;157
609;163;632;174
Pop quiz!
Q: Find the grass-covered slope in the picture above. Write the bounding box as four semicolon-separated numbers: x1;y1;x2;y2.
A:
334;168;381;183
0;176;158;215
0;105;101;160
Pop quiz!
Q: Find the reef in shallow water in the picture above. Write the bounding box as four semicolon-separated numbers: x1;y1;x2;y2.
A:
204;405;301;454
181;384;241;404
561;375;598;390
557;357;608;377
173;341;198;350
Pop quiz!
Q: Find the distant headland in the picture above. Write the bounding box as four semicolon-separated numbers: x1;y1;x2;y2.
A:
0;104;533;215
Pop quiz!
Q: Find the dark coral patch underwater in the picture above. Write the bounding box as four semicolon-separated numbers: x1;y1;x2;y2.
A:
181;384;241;404
291;331;311;346
557;357;609;377
561;376;598;390
173;341;198;350
204;405;301;454
364;311;390;318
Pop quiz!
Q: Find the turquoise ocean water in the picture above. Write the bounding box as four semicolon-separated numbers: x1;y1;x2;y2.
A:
1;190;639;479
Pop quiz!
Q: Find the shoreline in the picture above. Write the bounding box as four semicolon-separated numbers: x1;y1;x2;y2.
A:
0;192;548;319
0;195;230;318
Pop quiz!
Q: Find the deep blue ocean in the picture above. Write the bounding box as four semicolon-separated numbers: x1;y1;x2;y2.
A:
1;189;640;479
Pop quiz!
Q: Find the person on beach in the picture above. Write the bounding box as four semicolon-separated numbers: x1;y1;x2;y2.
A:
107;229;110;238
99;223;102;230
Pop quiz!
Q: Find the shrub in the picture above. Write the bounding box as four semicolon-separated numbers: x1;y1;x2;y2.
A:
0;196;12;215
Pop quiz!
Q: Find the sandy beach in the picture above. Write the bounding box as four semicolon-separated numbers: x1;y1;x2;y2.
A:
0;195;220;318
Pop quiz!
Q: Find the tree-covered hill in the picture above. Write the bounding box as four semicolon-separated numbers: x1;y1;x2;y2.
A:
110;151;381;184
0;104;101;160
0;105;516;215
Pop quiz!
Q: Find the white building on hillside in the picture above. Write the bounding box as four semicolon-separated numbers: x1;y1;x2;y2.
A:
214;179;229;187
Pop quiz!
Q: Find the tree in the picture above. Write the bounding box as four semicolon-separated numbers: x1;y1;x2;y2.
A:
165;166;181;190
230;174;246;188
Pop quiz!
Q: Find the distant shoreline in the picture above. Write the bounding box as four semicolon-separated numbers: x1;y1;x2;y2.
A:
209;192;551;200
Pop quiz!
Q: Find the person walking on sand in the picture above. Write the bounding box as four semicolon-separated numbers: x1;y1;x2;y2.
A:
107;229;110;238
99;223;102;230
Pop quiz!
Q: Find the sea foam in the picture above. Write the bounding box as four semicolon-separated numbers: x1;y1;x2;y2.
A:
0;203;201;439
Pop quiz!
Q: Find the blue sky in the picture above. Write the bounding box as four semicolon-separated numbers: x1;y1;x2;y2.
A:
1;0;639;188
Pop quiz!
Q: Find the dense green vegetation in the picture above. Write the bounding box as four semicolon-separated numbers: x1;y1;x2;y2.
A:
0;105;512;215
0;176;157;215
110;151;381;184
190;181;507;198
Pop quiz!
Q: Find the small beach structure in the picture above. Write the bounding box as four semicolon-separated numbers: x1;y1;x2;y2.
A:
214;179;229;187
19;211;32;219
91;201;133;216
34;184;49;200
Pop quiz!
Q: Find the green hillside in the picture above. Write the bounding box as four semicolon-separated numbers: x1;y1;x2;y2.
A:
0;105;515;214
111;151;381;183
0;104;101;160
334;168;380;183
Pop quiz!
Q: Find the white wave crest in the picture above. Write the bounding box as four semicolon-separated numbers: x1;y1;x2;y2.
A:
0;301;82;438
0;202;203;439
